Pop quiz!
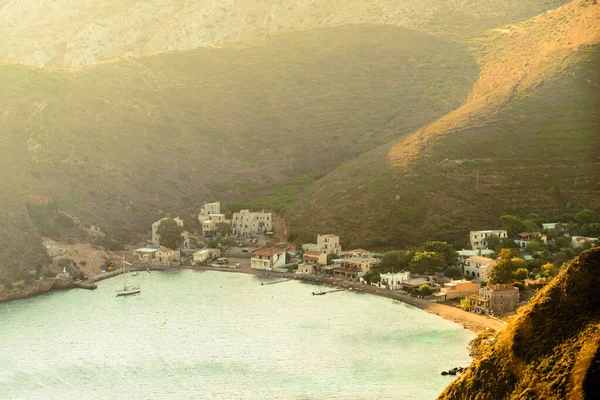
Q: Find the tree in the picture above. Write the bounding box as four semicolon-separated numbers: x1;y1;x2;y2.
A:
421;241;457;266
363;270;380;284
541;263;555;277
380;250;410;273
418;284;433;297
460;298;472;311
574;209;599;225
513;268;529;280
157;218;184;249
486;234;501;251
489;250;526;284
444;267;463;279
500;215;526;237
409;251;444;275
525;239;547;254
215;222;231;236
326;254;338;265
522;220;539;233
580;223;600;237
492;237;519;253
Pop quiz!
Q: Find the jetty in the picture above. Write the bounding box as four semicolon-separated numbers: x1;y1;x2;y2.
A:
312;288;346;296
261;278;292;286
87;265;175;284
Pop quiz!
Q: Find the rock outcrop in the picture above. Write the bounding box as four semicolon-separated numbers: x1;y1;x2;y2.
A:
439;247;600;399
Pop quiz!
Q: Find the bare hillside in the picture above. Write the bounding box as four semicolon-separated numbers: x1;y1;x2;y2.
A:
0;0;568;67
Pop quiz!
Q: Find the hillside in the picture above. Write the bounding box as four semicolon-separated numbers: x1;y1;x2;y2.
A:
439;247;600;399
287;0;600;248
0;25;480;287
0;0;568;67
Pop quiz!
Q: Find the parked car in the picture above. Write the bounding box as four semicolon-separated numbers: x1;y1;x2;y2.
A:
242;248;250;253
216;257;229;265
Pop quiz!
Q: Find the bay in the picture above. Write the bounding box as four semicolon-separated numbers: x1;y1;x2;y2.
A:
0;270;474;399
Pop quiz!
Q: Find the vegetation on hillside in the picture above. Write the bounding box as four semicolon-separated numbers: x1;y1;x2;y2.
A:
288;1;600;249
438;247;600;399
0;25;479;285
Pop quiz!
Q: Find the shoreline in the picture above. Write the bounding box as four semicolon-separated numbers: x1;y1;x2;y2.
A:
1;264;507;335
190;265;507;334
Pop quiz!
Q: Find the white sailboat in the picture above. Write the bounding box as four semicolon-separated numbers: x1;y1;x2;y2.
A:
116;257;140;296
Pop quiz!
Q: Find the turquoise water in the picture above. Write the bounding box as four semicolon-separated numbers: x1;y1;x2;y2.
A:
0;271;473;399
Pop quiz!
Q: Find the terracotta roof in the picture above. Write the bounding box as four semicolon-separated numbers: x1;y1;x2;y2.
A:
252;247;285;257
519;232;541;238
160;247;173;253
322;234;338;239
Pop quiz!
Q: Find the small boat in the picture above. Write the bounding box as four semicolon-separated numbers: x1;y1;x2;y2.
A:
312;290;327;296
116;286;141;296
116;257;141;297
131;272;139;276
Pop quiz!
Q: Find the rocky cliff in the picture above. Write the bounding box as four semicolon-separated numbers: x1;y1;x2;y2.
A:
439;247;600;399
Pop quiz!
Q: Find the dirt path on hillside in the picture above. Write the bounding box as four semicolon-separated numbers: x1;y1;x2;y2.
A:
274;213;295;250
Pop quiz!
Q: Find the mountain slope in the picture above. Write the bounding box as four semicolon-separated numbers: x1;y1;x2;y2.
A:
287;0;600;248
0;0;568;67
0;25;479;287
439;247;600;399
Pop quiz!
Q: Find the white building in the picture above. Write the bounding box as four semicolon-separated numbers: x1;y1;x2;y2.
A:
232;210;273;236
156;247;180;265
192;248;221;264
201;214;229;237
302;234;342;255
571;236;598;248
296;263;315;275
200;202;221;217
250;247;287;270
134;247;160;263
542;223;560;231
464;256;496;282
457;249;495;264
380;271;410;290
198;202;231;236
469;230;508;250
151;217;190;249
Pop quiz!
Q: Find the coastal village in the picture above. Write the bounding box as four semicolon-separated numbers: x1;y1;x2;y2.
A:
35;200;599;327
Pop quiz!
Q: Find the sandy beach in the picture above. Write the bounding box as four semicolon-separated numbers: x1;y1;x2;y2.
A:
192;258;507;334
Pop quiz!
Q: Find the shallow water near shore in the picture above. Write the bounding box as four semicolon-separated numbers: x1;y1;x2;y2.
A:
0;270;474;399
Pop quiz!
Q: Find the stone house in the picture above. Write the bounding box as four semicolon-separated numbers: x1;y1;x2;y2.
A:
473;284;519;316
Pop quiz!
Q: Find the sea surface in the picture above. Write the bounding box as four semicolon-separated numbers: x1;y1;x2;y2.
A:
0;271;474;400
